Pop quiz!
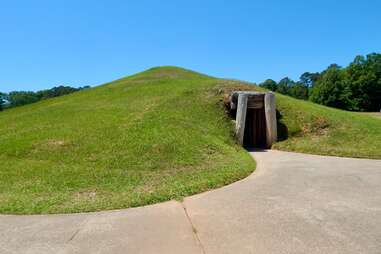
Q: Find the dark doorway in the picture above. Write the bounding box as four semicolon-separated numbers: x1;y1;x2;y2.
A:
243;108;267;148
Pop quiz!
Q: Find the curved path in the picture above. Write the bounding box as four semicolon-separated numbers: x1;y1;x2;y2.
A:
1;150;381;254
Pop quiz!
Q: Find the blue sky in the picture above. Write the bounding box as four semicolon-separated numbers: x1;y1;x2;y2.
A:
1;0;380;92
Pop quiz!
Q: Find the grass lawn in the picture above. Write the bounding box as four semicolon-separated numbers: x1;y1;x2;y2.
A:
274;95;381;159
0;67;255;214
1;67;381;215
361;112;381;119
219;81;381;159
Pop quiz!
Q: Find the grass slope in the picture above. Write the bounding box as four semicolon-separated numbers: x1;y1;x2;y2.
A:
2;67;381;214
274;94;381;159
219;81;381;159
0;67;255;214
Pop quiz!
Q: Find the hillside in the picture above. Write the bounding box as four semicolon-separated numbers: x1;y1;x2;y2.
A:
274;94;381;159
0;67;255;214
1;67;381;214
219;81;381;159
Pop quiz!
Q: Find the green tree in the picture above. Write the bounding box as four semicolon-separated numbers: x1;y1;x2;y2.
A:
36;85;80;99
345;53;381;111
289;82;309;100
0;92;7;111
8;91;40;107
299;72;320;88
6;85;89;109
276;77;295;95
310;65;350;109
261;53;381;111
259;79;277;91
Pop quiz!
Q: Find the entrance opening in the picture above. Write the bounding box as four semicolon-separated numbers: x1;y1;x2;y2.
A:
243;108;267;148
225;91;277;148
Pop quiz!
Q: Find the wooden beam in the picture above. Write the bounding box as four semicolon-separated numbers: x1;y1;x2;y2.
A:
236;93;248;145
264;92;277;148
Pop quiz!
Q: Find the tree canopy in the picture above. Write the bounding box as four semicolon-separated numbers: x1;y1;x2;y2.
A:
0;85;90;110
0;92;7;111
259;76;309;100
259;53;381;112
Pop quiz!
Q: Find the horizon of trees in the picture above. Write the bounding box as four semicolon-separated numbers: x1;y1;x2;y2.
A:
0;85;90;111
0;92;6;111
259;53;381;112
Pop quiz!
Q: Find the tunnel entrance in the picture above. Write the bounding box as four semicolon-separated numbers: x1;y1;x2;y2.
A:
225;91;277;149
243;108;267;148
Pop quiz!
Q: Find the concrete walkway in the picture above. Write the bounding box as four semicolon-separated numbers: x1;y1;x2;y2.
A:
1;150;381;254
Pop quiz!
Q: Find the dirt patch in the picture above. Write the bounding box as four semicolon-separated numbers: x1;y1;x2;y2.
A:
74;190;98;201
302;117;330;136
213;80;259;96
32;139;71;154
46;140;67;146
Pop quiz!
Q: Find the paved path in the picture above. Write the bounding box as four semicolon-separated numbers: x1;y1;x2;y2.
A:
1;150;381;254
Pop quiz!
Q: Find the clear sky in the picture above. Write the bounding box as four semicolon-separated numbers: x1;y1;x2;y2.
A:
1;0;380;92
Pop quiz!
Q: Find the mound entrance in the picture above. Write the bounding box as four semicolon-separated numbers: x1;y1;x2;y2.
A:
226;91;277;149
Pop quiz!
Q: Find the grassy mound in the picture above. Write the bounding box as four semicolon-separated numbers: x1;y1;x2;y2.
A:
274;94;381;159
0;67;255;214
219;81;381;159
2;67;380;214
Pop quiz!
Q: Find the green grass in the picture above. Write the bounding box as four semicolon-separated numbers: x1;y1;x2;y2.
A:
2;67;381;215
0;67;255;214
361;112;381;119
273;94;381;159
219;81;381;159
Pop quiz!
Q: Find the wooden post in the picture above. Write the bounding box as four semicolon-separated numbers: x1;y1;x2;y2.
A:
236;93;248;145
264;92;277;148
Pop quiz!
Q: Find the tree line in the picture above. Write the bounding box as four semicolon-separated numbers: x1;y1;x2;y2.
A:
259;53;381;112
0;85;90;111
